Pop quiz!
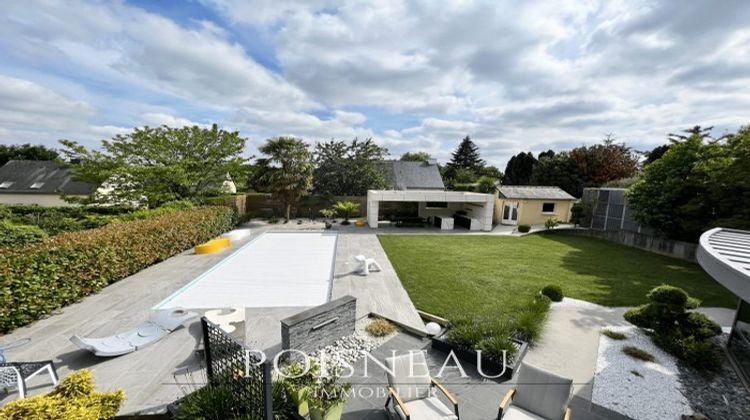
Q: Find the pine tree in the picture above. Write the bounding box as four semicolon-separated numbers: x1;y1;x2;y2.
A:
445;136;485;179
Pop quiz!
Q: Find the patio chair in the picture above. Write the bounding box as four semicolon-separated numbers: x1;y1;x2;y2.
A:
385;351;459;420
498;363;572;420
0;360;58;399
354;254;383;275
70;308;197;357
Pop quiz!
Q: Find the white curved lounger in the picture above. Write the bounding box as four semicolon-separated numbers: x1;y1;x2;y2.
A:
70;309;197;357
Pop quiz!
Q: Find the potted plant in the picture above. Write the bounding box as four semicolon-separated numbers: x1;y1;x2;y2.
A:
307;367;351;420
281;360;320;417
332;201;360;225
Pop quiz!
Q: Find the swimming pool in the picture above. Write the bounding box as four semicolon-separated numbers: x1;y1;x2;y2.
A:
155;232;338;309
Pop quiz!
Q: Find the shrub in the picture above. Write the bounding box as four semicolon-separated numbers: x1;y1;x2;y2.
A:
0;220;48;247
0;205;12;220
601;329;627;340
624;284;722;371
332;201;360;224
0;369;124;419
175;384;237;419
541;285;564;302
0;206;234;333
366;318;396;337
517;224;531;233
622;346;656;362
446;323;484;349
544;217;560;229
477;335;517;363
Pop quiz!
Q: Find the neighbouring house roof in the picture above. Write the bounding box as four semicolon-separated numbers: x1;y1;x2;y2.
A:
498;185;576;200
698;228;750;302
383;160;445;190
0;160;94;195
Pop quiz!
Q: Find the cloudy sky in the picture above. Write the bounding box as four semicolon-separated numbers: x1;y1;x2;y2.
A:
1;0;749;168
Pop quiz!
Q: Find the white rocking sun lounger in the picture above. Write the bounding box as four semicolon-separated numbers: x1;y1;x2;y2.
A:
354;254;383;275
70;308;197;357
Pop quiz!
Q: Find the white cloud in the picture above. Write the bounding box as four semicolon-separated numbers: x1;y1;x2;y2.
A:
141;113;208;128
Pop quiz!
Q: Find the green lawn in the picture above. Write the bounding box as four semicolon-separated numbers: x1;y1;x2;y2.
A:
379;234;735;344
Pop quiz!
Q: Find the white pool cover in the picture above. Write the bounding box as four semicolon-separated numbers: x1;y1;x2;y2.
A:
156;232;338;309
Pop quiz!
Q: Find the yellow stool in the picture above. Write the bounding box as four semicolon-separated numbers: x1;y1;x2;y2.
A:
195;238;231;254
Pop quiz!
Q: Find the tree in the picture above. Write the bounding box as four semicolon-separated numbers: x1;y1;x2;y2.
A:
530;152;583;197
400;151;432;161
444;136;485;179
668;125;713;143
538;149;555;160
332;200;360;224
254;137;313;221
475;176;498;193
503;152;537;185
0;143;59;166
60;124;247;207
569;137;638;187
477;165;504;182
644;144;670;165
626;133;727;241
313;138;388;196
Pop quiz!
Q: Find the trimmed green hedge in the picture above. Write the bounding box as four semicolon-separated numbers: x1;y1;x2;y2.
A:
0;206;235;333
0;220;48;247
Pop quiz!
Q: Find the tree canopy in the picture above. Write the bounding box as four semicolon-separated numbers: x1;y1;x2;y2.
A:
312;138;388;196
61;124;247;207
627;125;750;241
503;152;537;185
253;137;314;221
569;137;638;187
445;136;485;178
400;151;432;162
530;152;583;197
0;143;59;166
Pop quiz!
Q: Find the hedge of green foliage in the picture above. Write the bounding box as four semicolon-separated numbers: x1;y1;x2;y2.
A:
0;206;234;333
541;284;564;302
517;224;531;233
0;220;48;247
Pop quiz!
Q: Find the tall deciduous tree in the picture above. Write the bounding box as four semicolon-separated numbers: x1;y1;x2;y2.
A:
530;152;583;197
445;136;485;179
0;144;59;166
254;137;313;221
569;137;638;187
60;124;247;207
313;138;388;196
400;151;432;161
503;152;537;185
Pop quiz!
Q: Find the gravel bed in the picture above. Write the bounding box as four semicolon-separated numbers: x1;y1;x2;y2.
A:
593;326;691;420
678;334;750;419
310;317;398;375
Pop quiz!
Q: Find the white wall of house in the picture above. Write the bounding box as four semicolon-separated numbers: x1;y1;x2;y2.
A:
367;190;495;231
0;193;85;207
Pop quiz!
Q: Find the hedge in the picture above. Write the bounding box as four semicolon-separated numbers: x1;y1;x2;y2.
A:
0;206;235;333
0;220;48;247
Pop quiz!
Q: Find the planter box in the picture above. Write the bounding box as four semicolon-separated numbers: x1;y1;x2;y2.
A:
430;334;528;380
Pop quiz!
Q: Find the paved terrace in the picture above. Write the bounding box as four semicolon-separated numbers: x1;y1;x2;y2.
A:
0;221;427;415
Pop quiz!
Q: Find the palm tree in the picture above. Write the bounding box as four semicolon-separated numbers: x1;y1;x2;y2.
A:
332;201;360;225
254;137;313;221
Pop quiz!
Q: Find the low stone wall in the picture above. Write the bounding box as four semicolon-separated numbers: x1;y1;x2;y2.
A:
281;295;356;357
544;228;698;262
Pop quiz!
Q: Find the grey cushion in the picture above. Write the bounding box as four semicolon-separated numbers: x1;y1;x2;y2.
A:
512;363;572;420
394;397;457;420
503;405;545;420
386;352;432;403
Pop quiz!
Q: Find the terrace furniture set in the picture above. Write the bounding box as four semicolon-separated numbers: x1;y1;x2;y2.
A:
385;352;573;420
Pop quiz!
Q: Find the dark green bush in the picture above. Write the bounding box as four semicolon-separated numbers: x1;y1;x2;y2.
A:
176;384;237;419
0;220;48;247
625;284;722;371
477;335;517;363
541;285;564;302
517;224;531;233
0;206;234;333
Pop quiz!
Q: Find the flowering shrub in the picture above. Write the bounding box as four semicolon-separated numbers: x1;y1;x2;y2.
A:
0;206;234;332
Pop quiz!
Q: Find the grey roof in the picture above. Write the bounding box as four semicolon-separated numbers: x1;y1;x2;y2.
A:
383;160;445;190
498;185;575;200
0;160;94;195
698;228;750;302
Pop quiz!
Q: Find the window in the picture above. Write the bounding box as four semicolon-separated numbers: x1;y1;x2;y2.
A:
425;202;448;208
542;202;556;213
30;182;45;189
0;181;13;189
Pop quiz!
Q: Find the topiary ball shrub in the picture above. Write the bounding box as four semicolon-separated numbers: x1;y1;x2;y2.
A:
366;318;396;337
541;285;564;302
517;224;531;233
